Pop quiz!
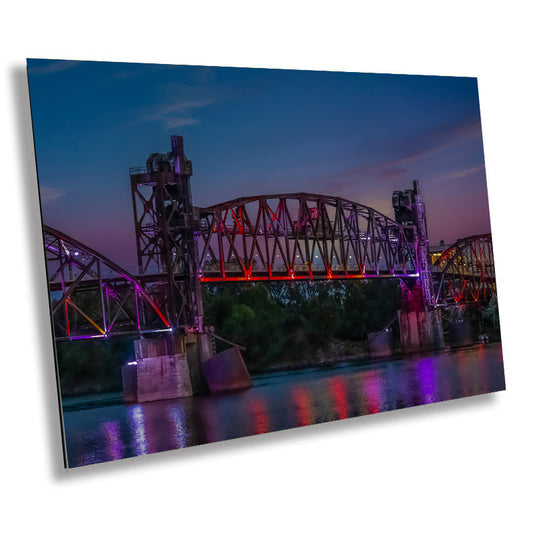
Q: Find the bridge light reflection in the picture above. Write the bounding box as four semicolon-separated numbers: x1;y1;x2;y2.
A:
362;370;383;414
249;398;270;434
328;377;349;420
128;404;148;456
292;386;315;426
416;358;436;405
166;406;189;449
102;421;124;462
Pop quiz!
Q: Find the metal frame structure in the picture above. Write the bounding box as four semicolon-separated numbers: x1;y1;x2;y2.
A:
44;129;496;340
130;135;203;331
197;193;419;282
127;138;421;334
43;211;497;344
392;180;436;310
44;223;496;341
44;225;172;341
432;234;495;305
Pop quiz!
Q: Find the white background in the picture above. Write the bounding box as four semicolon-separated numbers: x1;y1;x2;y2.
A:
1;2;531;531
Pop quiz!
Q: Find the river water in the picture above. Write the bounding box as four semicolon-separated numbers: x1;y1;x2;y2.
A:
62;343;505;468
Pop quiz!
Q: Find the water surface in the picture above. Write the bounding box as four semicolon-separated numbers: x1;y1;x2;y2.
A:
63;343;505;467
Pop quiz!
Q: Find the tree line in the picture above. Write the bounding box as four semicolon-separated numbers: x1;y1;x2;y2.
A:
203;279;403;372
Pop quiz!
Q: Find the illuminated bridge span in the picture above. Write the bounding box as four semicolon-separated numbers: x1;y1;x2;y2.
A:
433;234;496;305
44;222;495;342
44;225;172;341
44;136;496;342
198;193;418;282
42;136;500;404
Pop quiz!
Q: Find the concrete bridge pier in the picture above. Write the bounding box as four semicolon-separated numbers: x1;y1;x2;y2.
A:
398;308;444;353
190;331;252;394
122;332;252;403
398;277;444;353
122;335;193;403
182;332;211;394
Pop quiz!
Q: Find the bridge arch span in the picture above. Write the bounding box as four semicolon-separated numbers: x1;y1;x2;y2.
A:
433;234;495;305
44;225;171;340
197;192;419;282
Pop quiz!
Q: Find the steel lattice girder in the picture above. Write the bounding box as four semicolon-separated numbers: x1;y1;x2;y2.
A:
432;234;496;305
130;180;162;274
43;225;172;341
130;160;202;329
196;193;419;282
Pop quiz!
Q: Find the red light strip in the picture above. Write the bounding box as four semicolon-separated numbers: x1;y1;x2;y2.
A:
200;272;415;283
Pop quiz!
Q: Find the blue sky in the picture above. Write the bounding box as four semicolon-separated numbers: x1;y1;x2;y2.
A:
28;59;491;271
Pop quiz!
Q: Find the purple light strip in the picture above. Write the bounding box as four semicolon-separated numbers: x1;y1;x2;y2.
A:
134;285;141;331
68;334;106;340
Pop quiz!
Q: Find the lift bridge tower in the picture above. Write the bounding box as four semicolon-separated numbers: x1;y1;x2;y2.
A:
130;135;203;331
393;180;444;351
127;136;251;401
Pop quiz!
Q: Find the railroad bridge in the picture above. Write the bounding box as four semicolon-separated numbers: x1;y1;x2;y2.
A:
44;136;496;401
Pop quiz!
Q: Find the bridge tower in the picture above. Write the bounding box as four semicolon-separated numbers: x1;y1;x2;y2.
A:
392;180;444;352
126;136;251;400
130;135;203;330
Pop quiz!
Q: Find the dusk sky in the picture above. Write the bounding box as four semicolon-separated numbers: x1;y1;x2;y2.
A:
28;59;491;272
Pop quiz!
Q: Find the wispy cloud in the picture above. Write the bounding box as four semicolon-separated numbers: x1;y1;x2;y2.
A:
387;142;456;168
41;186;67;204
28;60;80;75
134;98;216;130
162;116;199;128
309;116;483;195
434;164;485;182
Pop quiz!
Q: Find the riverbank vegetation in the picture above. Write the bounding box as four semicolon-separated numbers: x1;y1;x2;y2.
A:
203;280;402;372
57;337;132;396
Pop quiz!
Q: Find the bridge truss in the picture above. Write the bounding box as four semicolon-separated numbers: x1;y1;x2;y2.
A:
44;226;172;341
197;193;419;282
432;234;496;306
43;210;496;341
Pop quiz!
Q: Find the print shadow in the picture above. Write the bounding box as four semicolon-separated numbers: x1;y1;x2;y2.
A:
11;64;67;476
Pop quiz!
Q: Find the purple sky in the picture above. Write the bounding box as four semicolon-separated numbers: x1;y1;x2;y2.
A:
28;59;491;272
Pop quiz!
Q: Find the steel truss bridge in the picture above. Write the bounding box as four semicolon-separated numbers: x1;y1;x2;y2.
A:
45;226;172;341
197;193;418;282
432;233;495;305
44;195;496;342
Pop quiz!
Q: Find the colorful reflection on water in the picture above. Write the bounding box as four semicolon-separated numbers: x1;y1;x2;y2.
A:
63;343;505;467
328;377;349;420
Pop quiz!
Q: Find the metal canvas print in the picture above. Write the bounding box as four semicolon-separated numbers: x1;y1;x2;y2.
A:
27;59;505;468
